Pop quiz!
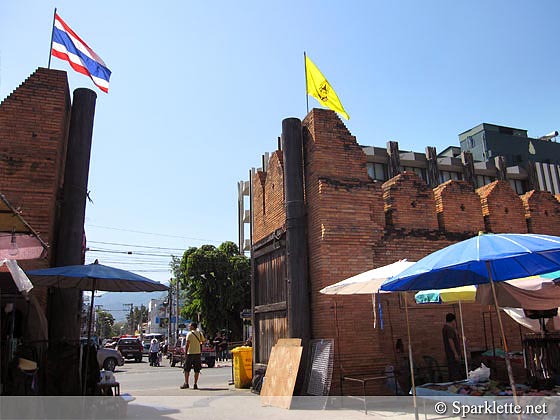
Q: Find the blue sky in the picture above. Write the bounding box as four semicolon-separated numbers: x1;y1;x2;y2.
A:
2;1;560;285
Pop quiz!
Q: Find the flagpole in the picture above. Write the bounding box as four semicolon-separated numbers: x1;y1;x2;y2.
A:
304;51;309;114
47;7;57;69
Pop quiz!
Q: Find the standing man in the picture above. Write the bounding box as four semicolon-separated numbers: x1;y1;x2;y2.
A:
212;332;223;361
442;313;462;381
180;322;205;389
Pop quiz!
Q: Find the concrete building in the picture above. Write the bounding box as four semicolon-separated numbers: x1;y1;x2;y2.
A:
459;123;560;194
147;298;168;335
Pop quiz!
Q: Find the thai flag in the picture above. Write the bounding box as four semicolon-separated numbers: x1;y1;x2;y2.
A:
51;13;111;93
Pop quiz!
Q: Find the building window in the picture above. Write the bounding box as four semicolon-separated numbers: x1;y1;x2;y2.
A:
509;179;526;195
476;175;495;187
403;166;426;182
440;171;461;183
367;162;387;181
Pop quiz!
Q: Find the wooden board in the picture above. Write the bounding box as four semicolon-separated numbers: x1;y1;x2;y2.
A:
260;345;303;409
276;338;301;347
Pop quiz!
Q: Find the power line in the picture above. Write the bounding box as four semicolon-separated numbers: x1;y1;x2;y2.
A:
88;240;187;252
87;224;221;243
87;248;177;257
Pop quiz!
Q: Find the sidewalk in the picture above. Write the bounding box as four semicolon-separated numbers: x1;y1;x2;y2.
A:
126;394;419;420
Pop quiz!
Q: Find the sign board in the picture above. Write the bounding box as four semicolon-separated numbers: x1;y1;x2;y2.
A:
170;317;191;324
240;309;252;319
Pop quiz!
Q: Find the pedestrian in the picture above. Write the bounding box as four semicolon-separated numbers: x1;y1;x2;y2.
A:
180;322;205;389
149;338;160;367
442;313;462;381
219;332;228;361
213;332;223;361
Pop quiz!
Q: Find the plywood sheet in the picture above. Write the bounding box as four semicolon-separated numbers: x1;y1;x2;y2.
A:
276;338;301;347
260;345;303;409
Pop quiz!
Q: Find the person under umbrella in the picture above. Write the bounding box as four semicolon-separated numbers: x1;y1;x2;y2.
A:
442;313;463;381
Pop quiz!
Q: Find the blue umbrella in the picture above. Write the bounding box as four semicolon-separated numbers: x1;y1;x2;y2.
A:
27;260;168;394
381;233;560;401
381;233;560;292
27;261;169;292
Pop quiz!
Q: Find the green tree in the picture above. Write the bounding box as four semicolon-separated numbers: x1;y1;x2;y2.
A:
177;241;250;340
96;310;115;339
113;321;127;337
126;304;148;334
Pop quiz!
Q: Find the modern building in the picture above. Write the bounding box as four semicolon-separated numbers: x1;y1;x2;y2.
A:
459;123;560;166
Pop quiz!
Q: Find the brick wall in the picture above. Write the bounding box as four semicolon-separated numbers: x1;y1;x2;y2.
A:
521;190;560;235
252;109;554;395
251;151;285;243
0;67;71;262
302;110;384;353
0;68;71;335
383;171;439;230
433;180;485;233
477;181;527;233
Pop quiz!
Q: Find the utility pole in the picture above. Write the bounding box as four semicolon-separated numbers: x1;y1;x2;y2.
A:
167;281;173;345
94;305;103;340
123;303;133;335
175;281;180;343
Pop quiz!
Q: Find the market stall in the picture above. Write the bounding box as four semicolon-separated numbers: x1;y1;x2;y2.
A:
381;232;560;402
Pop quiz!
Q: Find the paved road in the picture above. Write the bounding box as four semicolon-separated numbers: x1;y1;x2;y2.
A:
110;358;418;419
115;356;236;396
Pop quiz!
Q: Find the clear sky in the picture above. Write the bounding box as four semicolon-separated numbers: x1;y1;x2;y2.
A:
2;1;560;285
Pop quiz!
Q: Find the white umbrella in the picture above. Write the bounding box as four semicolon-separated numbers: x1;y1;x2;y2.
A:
320;259;418;415
319;260;416;295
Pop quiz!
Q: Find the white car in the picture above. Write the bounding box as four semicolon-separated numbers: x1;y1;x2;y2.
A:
97;347;125;371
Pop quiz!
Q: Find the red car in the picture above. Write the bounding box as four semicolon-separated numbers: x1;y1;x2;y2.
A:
167;338;216;368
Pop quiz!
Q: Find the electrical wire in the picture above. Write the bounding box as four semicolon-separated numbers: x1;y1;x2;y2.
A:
88;240;187;251
86;224;221;243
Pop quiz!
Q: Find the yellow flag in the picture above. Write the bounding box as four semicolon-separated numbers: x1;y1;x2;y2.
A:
305;55;349;120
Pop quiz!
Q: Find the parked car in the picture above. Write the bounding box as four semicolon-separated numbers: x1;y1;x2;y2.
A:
97;347;125;371
116;337;143;362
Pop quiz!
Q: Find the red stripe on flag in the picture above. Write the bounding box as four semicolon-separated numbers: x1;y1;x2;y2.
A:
51;49;109;93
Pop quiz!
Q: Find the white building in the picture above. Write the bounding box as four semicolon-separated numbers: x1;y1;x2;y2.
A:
147;298;168;335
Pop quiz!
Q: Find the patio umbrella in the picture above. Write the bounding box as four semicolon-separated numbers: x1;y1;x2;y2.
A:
319;260;416;295
381;233;560;400
319;260;419;412
27;260;168;394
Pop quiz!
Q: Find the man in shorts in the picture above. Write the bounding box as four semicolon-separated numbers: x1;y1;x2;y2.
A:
180;322;205;389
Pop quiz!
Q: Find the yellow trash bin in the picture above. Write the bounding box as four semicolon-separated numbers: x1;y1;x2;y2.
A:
231;346;253;388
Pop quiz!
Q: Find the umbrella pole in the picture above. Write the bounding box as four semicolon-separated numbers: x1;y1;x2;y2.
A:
403;293;418;419
458;301;469;379
486;262;518;403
